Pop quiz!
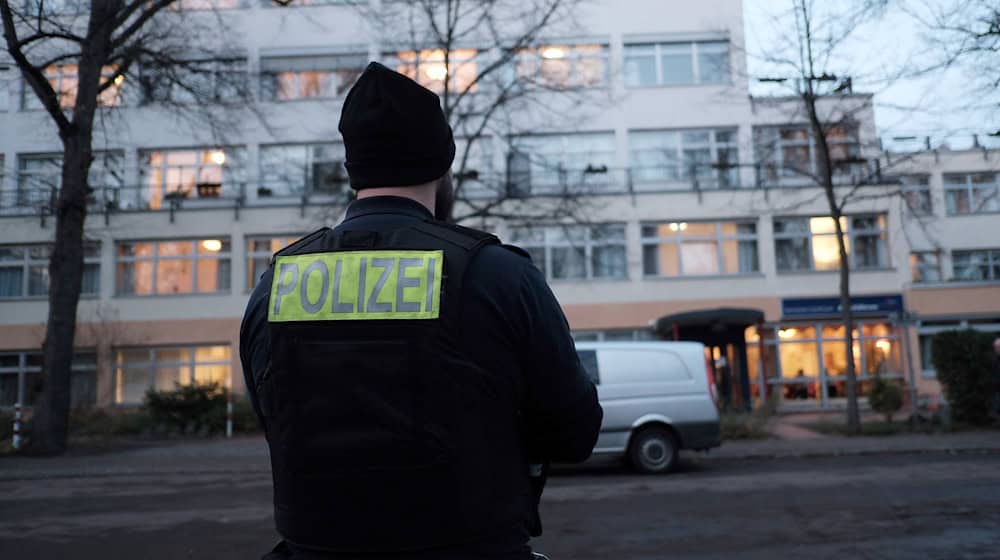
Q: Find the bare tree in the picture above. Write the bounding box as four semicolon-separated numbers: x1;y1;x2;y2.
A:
750;0;927;434
904;0;999;124
356;0;615;224
1;0;251;454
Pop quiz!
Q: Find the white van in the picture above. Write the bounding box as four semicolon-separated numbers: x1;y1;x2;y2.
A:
575;341;721;473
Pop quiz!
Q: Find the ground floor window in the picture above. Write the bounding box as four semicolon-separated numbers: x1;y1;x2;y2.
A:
0;351;96;407
114;345;231;405
745;321;903;408
572;329;656;342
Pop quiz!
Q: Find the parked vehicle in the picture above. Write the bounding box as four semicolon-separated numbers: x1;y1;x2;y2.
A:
576;341;721;473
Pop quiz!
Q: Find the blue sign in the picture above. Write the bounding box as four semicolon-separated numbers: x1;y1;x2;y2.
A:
781;294;904;318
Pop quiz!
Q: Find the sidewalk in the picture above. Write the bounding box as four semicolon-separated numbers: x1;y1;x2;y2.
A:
1;429;998;481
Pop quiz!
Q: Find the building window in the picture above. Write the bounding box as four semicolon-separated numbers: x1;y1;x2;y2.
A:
642;221;758;277
509;224;627;280
114;345;231;405
952;249;1000;282
386;49;479;94
258;143;346;198
139;148;245;209
0;351;96;407
910;252;941;283
0;243;100;299
773;215;888;272
517;44;608;89
140;59;247;104
260;54;366;101
22;64;123;110
753;125;861;186
624;41;729;87
11;152;124;212
944;173;999;215
246;235;301;290
507;133;617;195
629;129;739;189
116;239;231;296
896;174;933;215
0;65;11;112
262;0;353;5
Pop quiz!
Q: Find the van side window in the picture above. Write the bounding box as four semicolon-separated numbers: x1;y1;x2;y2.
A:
602;349;691;383
577;350;600;385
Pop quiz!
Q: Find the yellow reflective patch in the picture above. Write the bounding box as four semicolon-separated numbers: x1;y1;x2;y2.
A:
267;250;443;322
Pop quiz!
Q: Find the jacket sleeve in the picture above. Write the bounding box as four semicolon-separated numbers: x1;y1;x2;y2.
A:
238;268;274;430
517;263;603;464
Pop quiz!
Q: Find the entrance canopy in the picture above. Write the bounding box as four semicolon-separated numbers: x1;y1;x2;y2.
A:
654;307;764;343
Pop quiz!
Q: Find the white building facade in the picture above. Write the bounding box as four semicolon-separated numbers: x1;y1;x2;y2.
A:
1;0;998;411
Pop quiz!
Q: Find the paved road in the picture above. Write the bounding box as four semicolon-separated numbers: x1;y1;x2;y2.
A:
1;451;998;559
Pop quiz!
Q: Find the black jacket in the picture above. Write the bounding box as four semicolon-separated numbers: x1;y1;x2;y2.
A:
240;196;603;559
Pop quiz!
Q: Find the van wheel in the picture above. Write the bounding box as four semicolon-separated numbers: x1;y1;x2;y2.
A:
628;427;678;474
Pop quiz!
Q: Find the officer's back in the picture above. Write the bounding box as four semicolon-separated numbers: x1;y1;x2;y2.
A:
240;62;602;560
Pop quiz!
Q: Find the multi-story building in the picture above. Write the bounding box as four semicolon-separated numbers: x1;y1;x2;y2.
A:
1;0;998;412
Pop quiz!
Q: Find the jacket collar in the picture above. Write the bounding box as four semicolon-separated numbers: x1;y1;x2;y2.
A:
343;195;434;223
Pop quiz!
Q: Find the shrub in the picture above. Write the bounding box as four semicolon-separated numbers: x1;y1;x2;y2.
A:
69;407;155;437
869;376;904;423
931;330;994;426
145;383;228;435
720;392;779;440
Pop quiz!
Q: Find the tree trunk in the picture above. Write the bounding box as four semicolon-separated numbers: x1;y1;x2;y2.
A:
29;136;91;455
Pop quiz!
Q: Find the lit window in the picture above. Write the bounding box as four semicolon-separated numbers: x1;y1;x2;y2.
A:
507;133;617;195
773;215;888;272
624;41;729;87
952;249;1000;282
139;148;245;209
115;239;231;296
517;44;608;89
642;221;758;277
114;345;231;405
910;252;941;283
260;54;366;101
944;173;999;215
629;129;739;189
22;64;123;110
0;351;96;407
753;125;862;186
387;49;479;95
258;144;346;198
246;235;302;290
0;243;100;299
140;59;247;104
509;225;627;280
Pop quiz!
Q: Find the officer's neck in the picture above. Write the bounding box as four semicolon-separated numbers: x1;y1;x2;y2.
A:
356;183;436;216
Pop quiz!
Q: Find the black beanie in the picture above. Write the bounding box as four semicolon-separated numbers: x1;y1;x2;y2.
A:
338;62;456;190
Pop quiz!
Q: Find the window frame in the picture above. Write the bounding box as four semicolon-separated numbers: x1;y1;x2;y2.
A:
509;224;628;281
898;174;933;216
951;248;1000;282
140;58;248;105
138;147;246;209
384;48;481;95
0;243;100;300
245;234;303;291
629;128;740;189
257;143;347;199
0;350;96;408
943;172;1000;216
507;132;618;195
259;53;366;101
115;238;232;297
754;125;862;187
623;40;730;88
113;344;232;406
910;251;942;284
516;44;609;89
641;220;759;277
773;214;889;272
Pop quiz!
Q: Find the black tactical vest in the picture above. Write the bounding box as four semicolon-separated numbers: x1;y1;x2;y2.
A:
260;220;533;554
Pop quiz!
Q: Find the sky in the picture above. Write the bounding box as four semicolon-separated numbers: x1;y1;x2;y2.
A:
743;0;999;150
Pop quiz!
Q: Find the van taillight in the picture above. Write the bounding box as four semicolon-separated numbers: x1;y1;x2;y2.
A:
706;361;718;403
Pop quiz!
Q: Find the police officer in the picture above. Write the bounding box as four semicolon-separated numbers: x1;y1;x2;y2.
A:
239;62;603;560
